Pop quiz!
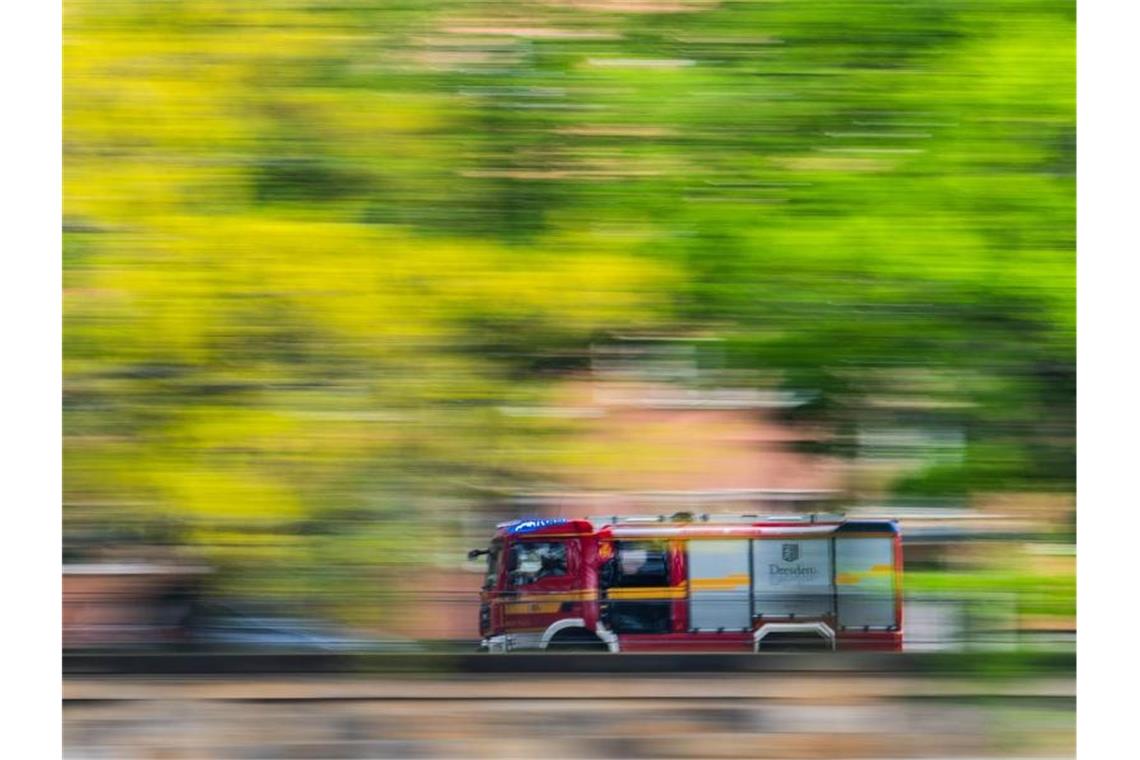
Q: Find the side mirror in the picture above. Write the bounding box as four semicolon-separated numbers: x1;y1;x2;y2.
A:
468;548;490;560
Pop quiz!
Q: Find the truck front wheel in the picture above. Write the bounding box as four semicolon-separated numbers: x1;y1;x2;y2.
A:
545;629;608;652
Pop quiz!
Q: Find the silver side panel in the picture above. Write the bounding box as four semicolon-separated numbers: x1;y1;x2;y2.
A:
752;538;834;617
835;537;896;628
688;539;751;630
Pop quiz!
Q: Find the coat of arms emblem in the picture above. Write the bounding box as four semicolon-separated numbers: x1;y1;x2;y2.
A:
782;543;799;562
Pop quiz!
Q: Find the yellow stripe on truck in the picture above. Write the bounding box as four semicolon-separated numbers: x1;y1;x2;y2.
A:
505;602;563;615
690;574;751;591
836;565;894;585
510;590;598;603
606;585;687;600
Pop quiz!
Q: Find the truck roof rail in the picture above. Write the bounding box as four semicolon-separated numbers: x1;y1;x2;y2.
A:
589;512;846;526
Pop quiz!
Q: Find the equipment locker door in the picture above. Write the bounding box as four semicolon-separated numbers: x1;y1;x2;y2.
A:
835;536;897;629
752;538;835;619
687;540;751;631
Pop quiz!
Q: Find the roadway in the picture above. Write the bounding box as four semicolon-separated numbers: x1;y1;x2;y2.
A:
65;669;1074;758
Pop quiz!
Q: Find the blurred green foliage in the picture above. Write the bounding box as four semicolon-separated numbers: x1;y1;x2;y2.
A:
906;569;1075;619
64;1;1073;612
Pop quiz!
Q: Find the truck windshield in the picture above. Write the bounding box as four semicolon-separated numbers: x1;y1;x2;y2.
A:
506;541;568;586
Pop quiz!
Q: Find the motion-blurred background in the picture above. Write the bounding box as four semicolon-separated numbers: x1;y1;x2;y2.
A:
63;0;1074;755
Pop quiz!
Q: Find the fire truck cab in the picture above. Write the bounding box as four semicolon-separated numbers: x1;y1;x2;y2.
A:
473;513;902;653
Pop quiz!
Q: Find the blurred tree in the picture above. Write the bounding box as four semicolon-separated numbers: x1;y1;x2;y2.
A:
65;0;1073;615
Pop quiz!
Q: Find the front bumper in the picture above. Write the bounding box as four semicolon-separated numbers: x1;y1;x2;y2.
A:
480;634;510;653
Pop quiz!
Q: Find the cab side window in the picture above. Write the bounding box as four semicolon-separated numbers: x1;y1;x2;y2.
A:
507;541;567;586
613;541;669;587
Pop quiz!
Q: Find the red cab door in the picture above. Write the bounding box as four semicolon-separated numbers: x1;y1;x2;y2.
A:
501;538;584;635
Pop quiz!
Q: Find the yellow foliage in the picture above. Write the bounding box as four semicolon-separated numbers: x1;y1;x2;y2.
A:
155;466;305;521
62;0;679;571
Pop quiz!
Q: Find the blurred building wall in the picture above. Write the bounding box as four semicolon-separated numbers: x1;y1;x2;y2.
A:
63;565;204;648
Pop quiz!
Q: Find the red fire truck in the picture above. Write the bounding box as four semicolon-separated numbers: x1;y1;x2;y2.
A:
471;513;903;652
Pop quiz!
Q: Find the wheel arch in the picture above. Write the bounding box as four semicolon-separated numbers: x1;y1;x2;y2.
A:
540;618;589;648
